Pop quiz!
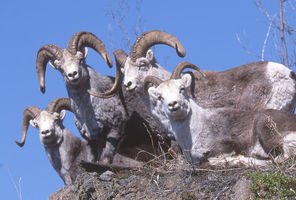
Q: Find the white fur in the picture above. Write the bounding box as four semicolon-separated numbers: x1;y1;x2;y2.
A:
282;133;296;158
147;74;296;166
265;62;296;111
28;109;92;185
123;50;171;92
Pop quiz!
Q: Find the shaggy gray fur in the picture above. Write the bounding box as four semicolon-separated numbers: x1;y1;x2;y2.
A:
147;74;296;166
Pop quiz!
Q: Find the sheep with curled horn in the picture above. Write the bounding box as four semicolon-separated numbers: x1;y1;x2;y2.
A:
100;30;296;113
15;98;143;185
144;62;296;167
15;98;91;185
35;31;169;164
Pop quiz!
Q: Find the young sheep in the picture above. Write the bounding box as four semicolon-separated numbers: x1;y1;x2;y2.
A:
15;98;91;185
15;98;143;185
144;62;296;167
110;30;296;113
35;31;167;164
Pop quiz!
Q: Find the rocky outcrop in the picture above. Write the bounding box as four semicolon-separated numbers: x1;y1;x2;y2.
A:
49;155;296;200
49;160;257;200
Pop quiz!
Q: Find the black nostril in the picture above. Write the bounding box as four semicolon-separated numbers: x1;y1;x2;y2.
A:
73;71;78;76
68;73;73;78
41;130;50;135
169;101;177;107
126;81;132;87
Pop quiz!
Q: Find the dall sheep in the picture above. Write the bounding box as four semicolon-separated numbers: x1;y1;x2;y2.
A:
144;62;296;167
15;98;143;185
15;98;91;185
111;30;296;113
35;31;167;164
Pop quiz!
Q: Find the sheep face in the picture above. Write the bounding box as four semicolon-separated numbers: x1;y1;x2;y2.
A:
148;74;192;121
50;49;88;87
30;110;66;147
123;50;155;92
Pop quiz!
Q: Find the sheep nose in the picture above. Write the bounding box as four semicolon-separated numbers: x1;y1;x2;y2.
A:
168;101;179;111
41;130;50;135
168;101;177;107
68;71;78;78
125;81;132;88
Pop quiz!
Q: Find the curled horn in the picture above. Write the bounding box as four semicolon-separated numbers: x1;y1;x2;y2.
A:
143;76;163;94
130;30;186;62
113;49;128;68
170;62;205;79
67;31;113;68
15;106;42;147
46;98;73;113
88;50;125;98
36;45;63;93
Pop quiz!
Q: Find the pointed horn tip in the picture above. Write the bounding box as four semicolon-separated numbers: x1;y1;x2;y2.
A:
40;86;45;93
106;56;113;68
15;140;24;147
176;45;186;58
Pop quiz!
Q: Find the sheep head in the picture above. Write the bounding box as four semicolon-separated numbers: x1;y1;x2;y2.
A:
114;30;186;92
36;31;113;94
15;98;73;147
145;62;201;121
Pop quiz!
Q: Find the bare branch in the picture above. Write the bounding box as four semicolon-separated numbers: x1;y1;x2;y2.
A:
135;0;144;38
106;0;144;50
261;16;274;61
279;0;289;67
236;33;261;59
255;0;281;30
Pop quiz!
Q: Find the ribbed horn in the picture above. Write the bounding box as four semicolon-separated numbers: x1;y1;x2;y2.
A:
46;98;73;113
36;44;63;93
143;75;163;93
170;62;204;79
130;30;186;62
67;31;113;68
113;49;128;68
15;106;42;147
88;50;124;98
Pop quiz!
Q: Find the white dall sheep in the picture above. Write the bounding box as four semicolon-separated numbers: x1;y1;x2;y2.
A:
144;62;296;167
112;30;296;113
15;98;143;185
15;98;91;185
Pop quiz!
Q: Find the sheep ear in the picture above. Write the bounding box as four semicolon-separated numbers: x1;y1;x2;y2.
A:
29;119;37;128
59;110;66;121
83;47;88;58
49;61;57;69
146;49;154;62
181;73;192;88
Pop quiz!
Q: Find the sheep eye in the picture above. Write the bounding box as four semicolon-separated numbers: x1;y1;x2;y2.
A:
79;59;85;65
180;87;185;93
139;63;147;71
157;95;163;101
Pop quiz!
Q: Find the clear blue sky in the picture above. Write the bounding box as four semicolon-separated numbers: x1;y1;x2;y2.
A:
0;0;284;199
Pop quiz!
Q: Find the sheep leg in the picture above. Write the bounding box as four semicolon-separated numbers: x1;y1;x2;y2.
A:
100;129;123;164
207;154;272;167
275;132;296;163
